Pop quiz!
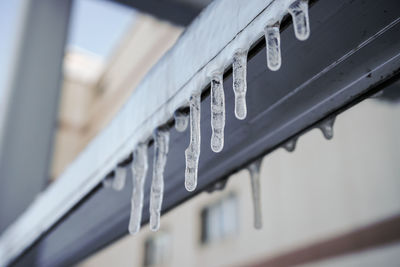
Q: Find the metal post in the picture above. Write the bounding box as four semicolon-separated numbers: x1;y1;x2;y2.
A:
0;0;72;233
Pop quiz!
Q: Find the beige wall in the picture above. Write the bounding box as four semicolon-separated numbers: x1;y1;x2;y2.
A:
78;95;400;267
51;50;103;178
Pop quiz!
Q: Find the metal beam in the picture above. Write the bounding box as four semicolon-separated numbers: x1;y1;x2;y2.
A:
12;0;400;266
0;0;71;233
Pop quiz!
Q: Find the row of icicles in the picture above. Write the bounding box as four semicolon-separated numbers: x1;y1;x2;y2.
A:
102;0;317;233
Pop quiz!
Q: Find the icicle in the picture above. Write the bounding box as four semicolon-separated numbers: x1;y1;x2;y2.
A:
150;128;170;231
282;137;298;152
102;175;113;189
232;50;248;120
128;143;149;234
210;73;225;152
318;117;335;140
112;166;127;191
247;159;262;229
264;23;281;71
174;110;189;132
205;178;228;193
185;94;201;192
288;0;310;41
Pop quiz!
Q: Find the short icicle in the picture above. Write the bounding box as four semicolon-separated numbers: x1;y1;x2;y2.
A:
232;50;248;120
185;94;201;192
264;23;281;71
319;117;335;140
174;110;189;132
128;143;149;234
282;137;298;152
149;128;170;231
247;159;263;229
102;174;113;188
288;0;310;41
210;73;225;152
112;166;127;191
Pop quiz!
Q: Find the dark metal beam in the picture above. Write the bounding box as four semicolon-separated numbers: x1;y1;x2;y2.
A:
12;0;400;266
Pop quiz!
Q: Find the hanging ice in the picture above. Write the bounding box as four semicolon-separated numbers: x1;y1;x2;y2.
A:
205;178;228;193
149;128;170;231
264;23;281;71
174;110;189;132
185;94;201;192
102;175;113;188
282;137;298;152
288;0;310;41
128;143;149;234
319;117;335;140
112;166;127;191
232;50;248;120
210;73;225;152
247;159;262;229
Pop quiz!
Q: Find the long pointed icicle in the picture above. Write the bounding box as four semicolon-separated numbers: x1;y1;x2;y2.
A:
128;144;148;234
174;110;189;132
112;166;127;191
150;128;170;231
247;159;263;229
185;94;201;192
232;50;248;120
210;73;225;152
288;0;310;41
265;23;281;71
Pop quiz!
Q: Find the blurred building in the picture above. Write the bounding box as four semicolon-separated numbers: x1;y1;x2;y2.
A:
51;14;183;179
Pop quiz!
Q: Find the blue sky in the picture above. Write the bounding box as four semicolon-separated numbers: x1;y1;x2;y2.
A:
68;0;136;58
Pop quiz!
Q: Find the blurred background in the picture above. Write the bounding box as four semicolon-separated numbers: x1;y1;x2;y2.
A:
1;0;400;266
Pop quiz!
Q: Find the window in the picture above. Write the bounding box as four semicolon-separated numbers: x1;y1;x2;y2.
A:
200;193;239;244
143;231;171;267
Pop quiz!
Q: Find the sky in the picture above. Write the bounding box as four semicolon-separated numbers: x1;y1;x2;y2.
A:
68;0;136;58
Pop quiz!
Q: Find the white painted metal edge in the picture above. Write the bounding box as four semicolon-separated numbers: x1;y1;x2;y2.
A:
0;0;298;265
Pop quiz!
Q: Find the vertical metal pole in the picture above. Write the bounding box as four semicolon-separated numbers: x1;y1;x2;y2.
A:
0;0;72;233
